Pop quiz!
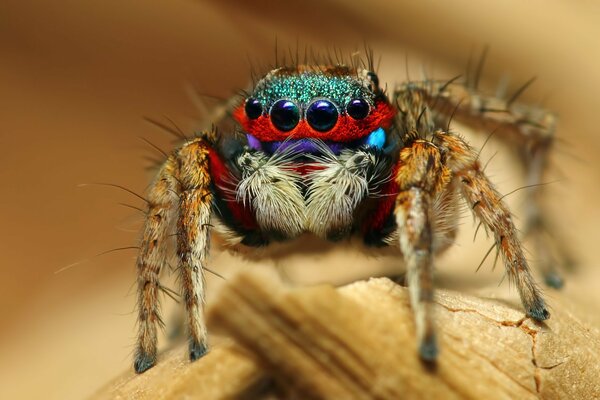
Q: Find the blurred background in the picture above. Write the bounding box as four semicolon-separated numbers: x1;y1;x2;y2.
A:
1;1;599;398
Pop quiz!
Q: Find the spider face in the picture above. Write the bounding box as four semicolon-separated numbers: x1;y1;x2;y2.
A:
234;66;396;154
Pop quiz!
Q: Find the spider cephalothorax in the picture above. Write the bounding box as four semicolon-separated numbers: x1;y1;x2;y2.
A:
133;59;560;373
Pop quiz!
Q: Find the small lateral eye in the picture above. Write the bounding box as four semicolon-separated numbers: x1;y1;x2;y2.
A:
270;99;300;132
346;98;370;120
245;98;263;119
307;99;338;132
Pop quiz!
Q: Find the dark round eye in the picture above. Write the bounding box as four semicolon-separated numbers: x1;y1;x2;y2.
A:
306;100;338;132
346;98;370;120
270;100;300;132
244;98;263;120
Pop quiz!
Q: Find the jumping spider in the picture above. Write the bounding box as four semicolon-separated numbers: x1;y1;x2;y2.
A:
133;55;564;373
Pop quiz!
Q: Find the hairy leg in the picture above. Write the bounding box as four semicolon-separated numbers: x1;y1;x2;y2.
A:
134;138;215;373
394;141;451;361
134;156;178;373
396;187;437;361
176;140;214;361
420;77;570;287
434;132;549;321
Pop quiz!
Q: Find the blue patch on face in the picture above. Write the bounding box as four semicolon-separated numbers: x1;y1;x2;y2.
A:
363;128;385;149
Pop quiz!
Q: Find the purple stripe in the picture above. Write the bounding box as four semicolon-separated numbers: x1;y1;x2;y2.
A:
246;129;383;155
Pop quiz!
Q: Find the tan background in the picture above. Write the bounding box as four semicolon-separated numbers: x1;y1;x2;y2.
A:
1;1;599;399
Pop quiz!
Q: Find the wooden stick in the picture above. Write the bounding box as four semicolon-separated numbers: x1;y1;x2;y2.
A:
93;269;600;399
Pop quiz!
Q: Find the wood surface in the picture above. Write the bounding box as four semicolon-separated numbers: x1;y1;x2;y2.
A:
94;269;600;399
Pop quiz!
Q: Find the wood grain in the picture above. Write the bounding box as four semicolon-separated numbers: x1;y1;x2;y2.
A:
94;269;600;399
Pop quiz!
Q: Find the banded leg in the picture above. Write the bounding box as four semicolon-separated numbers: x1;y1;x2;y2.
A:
135;157;178;373
434;132;549;321
396;187;437;361
423;79;570;287
176;140;213;361
393;141;451;362
134;138;214;373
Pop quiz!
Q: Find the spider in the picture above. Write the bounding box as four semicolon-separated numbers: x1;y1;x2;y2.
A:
133;53;564;373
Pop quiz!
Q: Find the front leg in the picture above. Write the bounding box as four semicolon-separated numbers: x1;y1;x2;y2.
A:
134;138;215;373
134;156;178;373
396;187;437;361
393;141;451;362
176;140;213;361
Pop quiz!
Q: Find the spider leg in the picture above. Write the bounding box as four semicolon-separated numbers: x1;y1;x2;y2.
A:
434;132;549;321
176;140;213;362
393;140;451;362
134;156;178;373
396;187;437;361
426;79;571;287
134;138;214;373
521;141;567;288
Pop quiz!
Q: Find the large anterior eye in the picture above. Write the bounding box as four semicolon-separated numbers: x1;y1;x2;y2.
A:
306;99;338;132
245;98;263;119
346;98;370;120
270;99;300;132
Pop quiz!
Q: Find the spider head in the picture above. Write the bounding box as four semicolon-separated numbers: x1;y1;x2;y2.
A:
234;66;395;154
